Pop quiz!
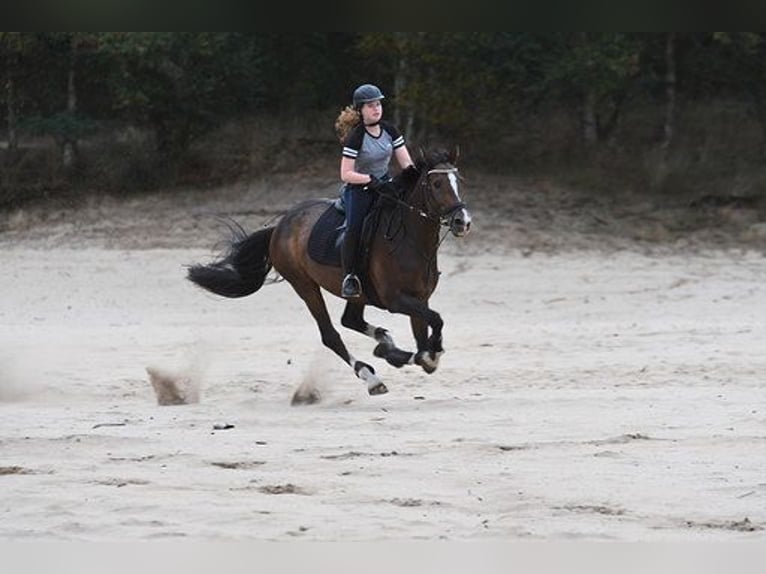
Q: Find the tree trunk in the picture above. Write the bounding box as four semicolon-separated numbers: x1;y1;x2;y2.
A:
3;50;18;195
392;33;416;143
154;117;191;163
62;35;78;170
581;88;598;146
575;32;598;148
651;33;677;190
599;91;627;145
752;88;766;159
393;49;406;129
661;32;676;153
5;51;17;155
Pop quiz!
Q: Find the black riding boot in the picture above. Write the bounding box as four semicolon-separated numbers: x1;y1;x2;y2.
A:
341;230;362;298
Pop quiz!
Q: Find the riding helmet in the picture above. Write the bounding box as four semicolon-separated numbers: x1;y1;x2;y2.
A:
353;84;385;109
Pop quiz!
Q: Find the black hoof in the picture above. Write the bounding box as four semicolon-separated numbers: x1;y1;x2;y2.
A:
368;382;389;395
385;349;413;369
373;343;390;358
374;343;411;369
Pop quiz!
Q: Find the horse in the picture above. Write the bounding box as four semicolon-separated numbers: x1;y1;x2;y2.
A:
186;147;471;396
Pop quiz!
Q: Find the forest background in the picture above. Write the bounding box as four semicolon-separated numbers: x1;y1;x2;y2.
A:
1;32;765;223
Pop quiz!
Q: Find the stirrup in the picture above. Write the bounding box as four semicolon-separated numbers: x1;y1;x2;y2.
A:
341;274;362;298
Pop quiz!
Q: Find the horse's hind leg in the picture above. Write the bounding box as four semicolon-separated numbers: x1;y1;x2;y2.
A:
295;282;388;395
341;302;414;368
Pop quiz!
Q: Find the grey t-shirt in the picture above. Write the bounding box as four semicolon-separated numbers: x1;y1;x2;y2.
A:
342;121;405;179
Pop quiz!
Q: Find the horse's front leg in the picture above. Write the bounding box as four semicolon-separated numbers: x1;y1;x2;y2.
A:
390;294;444;374
341;302;414;368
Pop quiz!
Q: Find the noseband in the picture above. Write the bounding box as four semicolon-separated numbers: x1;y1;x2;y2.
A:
373;164;465;230
421;167;466;227
375;164;468;274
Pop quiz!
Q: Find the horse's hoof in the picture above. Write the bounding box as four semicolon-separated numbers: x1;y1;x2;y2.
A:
368;382;389;395
385;349;413;369
354;360;375;377
415;351;439;374
374;344;412;369
373;343;390;358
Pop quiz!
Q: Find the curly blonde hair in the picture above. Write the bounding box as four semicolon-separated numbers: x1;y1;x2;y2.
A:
334;106;361;143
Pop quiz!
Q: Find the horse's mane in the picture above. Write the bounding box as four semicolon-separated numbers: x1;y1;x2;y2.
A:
390;147;455;196
419;147;453;170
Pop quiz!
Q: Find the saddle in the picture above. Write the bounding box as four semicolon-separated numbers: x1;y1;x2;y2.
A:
307;200;347;268
307;198;385;304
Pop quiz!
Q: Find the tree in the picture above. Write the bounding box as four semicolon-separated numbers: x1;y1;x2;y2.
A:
358;33;534;144
543;33;642;147
0;32;33;157
708;32;766;157
97;33;264;159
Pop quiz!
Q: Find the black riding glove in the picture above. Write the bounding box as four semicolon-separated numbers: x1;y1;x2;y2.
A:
364;174;381;191
401;164;421;184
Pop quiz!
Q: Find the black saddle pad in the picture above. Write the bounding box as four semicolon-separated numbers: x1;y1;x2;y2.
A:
308;202;345;267
306;199;386;308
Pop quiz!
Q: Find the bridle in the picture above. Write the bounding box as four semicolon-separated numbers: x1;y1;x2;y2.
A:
374;163;468;280
420;167;467;228
377;165;466;229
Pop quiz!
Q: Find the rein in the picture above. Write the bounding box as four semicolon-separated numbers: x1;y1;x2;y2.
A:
375;167;465;227
374;165;465;281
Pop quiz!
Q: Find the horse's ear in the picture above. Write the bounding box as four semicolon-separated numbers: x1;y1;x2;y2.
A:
450;145;460;164
418;146;427;164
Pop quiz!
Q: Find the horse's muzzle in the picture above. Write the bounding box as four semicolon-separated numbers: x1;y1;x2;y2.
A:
450;207;472;237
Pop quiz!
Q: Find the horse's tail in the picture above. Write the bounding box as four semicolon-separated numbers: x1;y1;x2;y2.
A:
187;226;275;298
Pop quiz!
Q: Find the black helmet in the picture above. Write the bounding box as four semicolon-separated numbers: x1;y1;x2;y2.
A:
353;84;385;109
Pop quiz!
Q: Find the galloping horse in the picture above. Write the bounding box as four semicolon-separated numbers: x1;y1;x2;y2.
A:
187;147;471;395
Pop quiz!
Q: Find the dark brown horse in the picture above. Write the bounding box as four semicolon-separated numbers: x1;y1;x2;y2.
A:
187;147;471;395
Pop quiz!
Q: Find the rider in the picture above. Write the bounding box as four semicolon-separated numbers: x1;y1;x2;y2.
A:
334;83;414;298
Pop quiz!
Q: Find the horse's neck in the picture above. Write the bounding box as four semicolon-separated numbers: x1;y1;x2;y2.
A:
399;192;441;253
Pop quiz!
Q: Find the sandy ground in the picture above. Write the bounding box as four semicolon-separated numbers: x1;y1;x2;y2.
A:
1;173;765;541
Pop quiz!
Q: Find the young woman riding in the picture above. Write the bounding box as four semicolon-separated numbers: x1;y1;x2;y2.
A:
334;83;414;298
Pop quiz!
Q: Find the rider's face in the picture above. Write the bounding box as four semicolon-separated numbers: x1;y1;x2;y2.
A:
361;100;383;125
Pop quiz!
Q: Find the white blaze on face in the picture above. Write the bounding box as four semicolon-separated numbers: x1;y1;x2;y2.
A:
446;171;471;233
448;171;459;197
431;167;471;234
459;206;472;231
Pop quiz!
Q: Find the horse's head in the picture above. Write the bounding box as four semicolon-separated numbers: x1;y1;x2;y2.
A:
408;147;471;237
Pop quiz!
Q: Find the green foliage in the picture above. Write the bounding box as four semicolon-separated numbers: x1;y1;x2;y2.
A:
543;33;641;98
93;33;263;157
253;33;361;111
355;33;643;145
3;32;766;203
21;112;98;141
